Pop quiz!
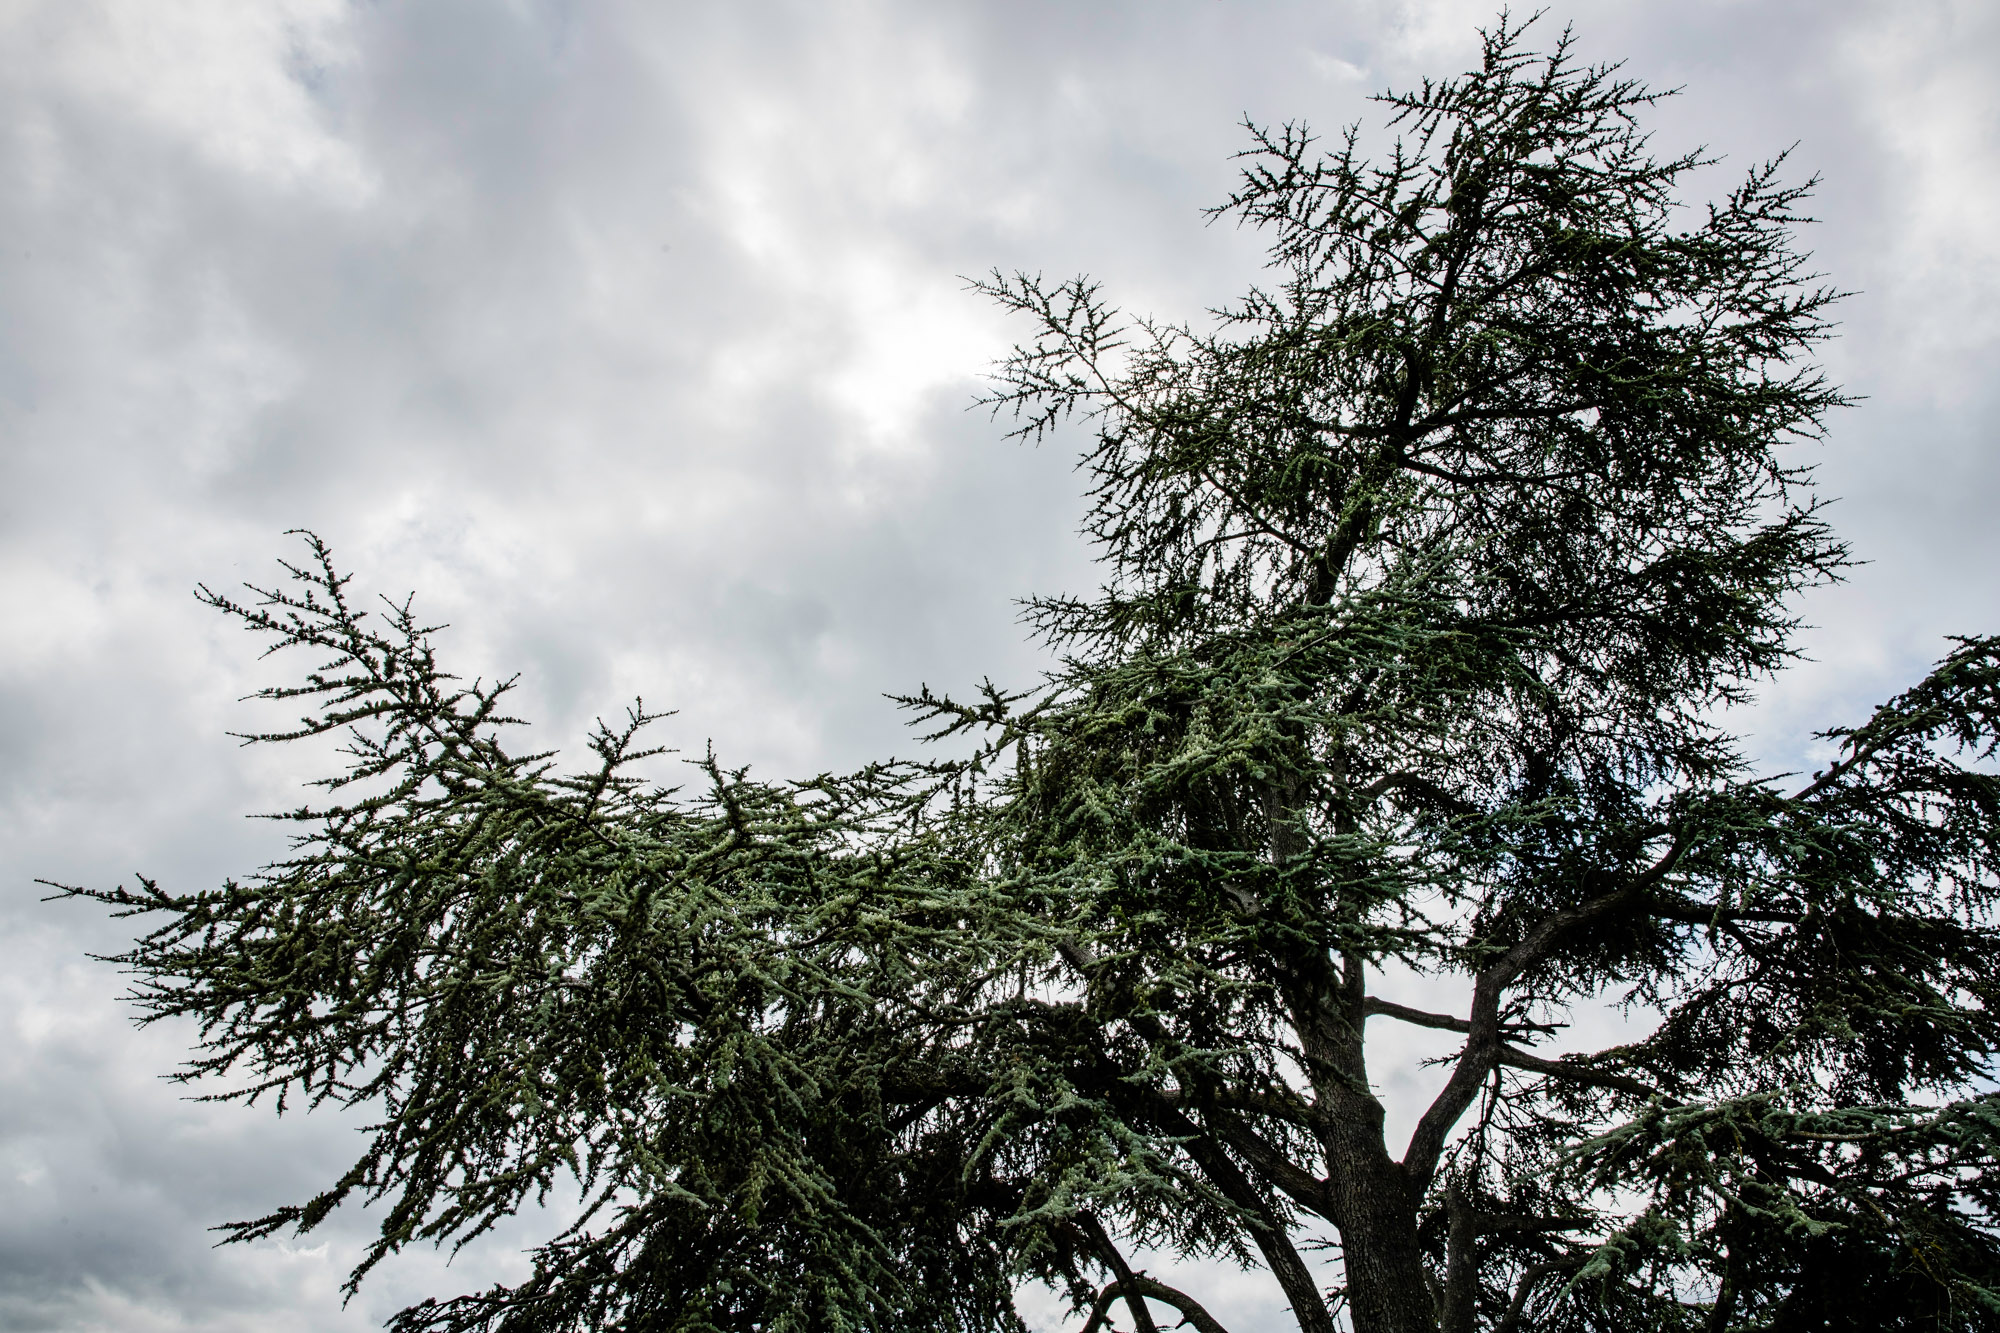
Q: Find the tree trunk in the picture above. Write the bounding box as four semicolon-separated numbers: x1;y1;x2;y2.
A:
1268;769;1437;1333
1323;1105;1437;1333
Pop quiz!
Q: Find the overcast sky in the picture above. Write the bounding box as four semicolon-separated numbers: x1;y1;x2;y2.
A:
1;2;1995;1329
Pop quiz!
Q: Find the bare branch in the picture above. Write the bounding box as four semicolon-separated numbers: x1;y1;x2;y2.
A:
1400;975;1502;1197
1363;996;1469;1033
1078;1277;1237;1333
1078;1212;1160;1333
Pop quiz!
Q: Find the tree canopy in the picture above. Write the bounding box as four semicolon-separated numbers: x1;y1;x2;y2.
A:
60;17;2000;1333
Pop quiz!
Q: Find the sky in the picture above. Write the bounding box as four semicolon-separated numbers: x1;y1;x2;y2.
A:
0;1;1995;1329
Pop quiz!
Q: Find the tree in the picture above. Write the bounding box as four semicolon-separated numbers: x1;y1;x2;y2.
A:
58;17;2000;1333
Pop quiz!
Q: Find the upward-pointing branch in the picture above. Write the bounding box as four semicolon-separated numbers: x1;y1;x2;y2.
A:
1402;829;1693;1195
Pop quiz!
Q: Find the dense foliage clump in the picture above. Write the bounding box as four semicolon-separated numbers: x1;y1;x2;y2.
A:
61;17;2000;1333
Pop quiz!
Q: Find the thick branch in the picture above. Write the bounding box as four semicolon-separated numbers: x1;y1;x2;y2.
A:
1154;1084;1317;1127
1060;938;1334;1332
1079;1277;1236;1333
1197;1104;1336;1219
1404;830;1695;1194
1078;1212;1160;1333
1399;975;1501;1198
1154;1103;1339;1333
1070;946;1330;1218
1364;996;1470;1033
1645;895;1804;927
1440;1187;1479;1333
1446;1198;1595;1333
1350;770;1470;810
1490;829;1695;988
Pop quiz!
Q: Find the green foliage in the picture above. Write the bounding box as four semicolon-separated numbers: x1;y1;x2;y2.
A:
59;15;2000;1333
66;541;1032;1332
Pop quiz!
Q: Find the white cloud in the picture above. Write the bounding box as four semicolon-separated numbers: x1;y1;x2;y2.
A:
1836;0;2000;399
5;0;374;205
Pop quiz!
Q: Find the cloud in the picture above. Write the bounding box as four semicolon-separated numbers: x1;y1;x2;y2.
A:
1;2;1995;1329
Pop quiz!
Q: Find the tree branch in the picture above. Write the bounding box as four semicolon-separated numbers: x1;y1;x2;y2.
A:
1364;997;1566;1042
1399;973;1502;1198
1060;936;1333;1331
1078;1276;1236;1333
1440;1186;1479;1333
1154;1102;1339;1333
1196;1104;1336;1220
1153;1084;1317;1127
1494;1257;1587;1333
1404;832;1691;1193
1496;1044;1665;1102
1644;895;1804;927
1462;830;1699;1011
1078;1212;1160;1333
1364;996;1470;1033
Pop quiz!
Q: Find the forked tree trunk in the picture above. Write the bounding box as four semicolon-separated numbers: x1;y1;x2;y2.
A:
1323;1110;1437;1333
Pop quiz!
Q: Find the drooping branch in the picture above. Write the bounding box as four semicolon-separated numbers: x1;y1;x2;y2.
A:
1058;935;1334;1329
1157;1103;1340;1333
1078;1276;1237;1333
1195;1103;1336;1220
1078;1212;1161;1333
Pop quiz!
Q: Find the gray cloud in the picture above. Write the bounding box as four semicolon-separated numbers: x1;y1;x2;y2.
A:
2;1;1995;1328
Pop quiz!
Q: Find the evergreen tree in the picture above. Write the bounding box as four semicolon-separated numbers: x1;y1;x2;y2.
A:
59;17;2000;1333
